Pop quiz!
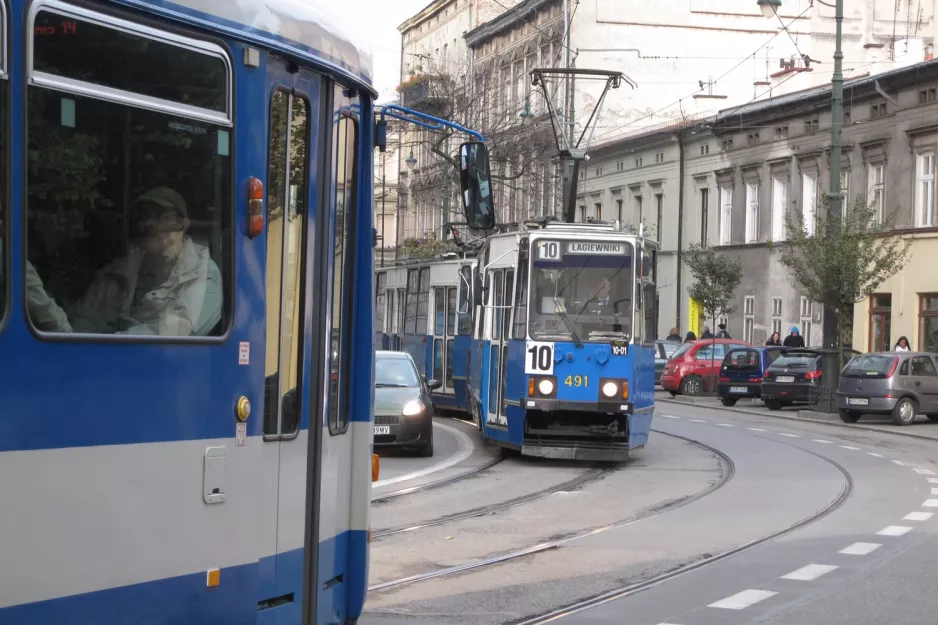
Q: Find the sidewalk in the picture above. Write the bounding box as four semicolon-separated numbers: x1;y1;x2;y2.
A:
657;394;938;443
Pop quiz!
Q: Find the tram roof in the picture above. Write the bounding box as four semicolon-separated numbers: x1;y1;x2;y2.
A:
124;0;374;94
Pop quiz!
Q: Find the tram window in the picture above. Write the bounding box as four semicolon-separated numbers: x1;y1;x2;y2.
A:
643;282;656;345
493;271;504;341
503;269;514;340
32;10;228;116
405;269;418;334
434;287;445;336
433;339;443;385
416;268;430;335
445;339;454;388
457;265;472;336
25;60;230;336
512;243;529;340
446;287;457;336
375;273;387;333
328;111;359;434
264;90;310;436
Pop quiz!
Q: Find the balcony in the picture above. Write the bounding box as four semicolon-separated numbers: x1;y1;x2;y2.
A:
398;75;449;115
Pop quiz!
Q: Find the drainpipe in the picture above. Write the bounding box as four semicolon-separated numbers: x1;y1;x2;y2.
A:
874;79;899;107
675;131;685;333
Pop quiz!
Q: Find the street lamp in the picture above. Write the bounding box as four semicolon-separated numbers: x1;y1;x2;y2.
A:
757;0;781;18
405;150;417;170
519;98;536;126
759;0;845;385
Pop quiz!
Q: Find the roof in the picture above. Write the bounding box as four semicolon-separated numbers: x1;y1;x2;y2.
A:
398;0;455;33
714;58;938;125
464;0;554;48
132;0;373;90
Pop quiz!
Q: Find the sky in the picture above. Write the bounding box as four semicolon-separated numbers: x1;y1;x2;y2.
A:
352;0;432;103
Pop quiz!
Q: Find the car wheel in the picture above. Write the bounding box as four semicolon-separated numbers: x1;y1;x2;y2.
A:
838;409;861;423
679;376;702;396
891;397;917;426
416;430;434;457
720;397;738;407
764;399;782;411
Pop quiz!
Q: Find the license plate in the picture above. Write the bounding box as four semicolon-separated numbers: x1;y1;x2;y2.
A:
776;376;795;382
374;425;391;435
847;397;869;406
730;386;747;393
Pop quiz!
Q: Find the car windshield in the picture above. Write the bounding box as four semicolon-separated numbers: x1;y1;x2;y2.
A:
670;342;694;359
724;350;759;369
529;239;634;343
375;356;420;387
843;354;897;378
769;354;819;369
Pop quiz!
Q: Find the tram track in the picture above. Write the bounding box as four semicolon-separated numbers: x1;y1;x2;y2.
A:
371;456;504;503
511;437;855;624
373;466;613;538
367;429;736;592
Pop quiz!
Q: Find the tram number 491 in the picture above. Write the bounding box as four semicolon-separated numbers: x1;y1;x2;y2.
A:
525;341;554;375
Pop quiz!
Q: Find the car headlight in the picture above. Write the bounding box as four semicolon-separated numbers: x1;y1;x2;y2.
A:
538;379;554;395
402;399;426;416
602;381;619;398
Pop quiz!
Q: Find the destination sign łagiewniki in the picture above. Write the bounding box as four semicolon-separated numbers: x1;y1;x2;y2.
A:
565;241;627;255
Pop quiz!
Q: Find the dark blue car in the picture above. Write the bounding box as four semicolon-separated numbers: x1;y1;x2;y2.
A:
717;346;789;406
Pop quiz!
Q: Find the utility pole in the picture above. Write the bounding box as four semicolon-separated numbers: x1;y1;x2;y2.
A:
824;0;844;353
380;152;386;267
561;0;578;223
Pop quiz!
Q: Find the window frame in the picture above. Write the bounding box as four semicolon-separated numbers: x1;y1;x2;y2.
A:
745;182;759;243
699;187;709;246
719;185;732;244
23;0;235;343
919;293;938;352
915;150;935;228
868;162;885;223
771;175;787;241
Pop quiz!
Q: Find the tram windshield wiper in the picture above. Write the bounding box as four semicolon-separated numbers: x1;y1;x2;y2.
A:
375;383;409;388
552;296;583;348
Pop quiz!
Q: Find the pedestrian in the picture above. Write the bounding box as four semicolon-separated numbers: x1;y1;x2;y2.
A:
666;327;682;341
700;325;714;339
783;326;805;348
684;330;696;342
894;336;910;352
716;323;731;339
766;331;782;346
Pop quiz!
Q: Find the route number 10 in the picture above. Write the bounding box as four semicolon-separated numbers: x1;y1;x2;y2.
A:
525;341;554;375
537;241;560;260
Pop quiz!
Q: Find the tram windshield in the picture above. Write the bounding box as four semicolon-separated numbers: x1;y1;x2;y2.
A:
529;240;634;343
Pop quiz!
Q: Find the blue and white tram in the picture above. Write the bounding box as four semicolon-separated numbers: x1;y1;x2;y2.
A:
375;256;477;414
0;1;379;624
468;222;658;461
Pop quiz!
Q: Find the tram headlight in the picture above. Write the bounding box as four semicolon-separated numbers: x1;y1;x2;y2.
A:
538;379;555;396
602;381;619;398
402;399;426;417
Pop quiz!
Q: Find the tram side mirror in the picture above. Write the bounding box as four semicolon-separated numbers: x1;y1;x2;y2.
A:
458;142;495;230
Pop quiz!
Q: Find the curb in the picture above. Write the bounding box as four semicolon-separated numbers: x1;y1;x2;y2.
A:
657;397;938;443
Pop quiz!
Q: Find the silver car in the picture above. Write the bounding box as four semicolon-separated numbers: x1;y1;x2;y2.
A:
837;351;938;425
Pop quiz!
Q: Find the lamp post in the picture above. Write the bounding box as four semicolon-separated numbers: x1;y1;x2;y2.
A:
405;149;417;239
759;0;843;352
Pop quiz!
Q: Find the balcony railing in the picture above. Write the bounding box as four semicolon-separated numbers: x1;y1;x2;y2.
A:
398;75;448;114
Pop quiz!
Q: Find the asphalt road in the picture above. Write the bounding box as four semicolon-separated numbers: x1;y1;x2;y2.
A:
361;401;938;625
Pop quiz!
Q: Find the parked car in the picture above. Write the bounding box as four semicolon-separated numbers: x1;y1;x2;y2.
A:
373;351;441;456
837;351;938;425
716;346;789;406
660;338;751;396
655;340;682;385
761;348;861;410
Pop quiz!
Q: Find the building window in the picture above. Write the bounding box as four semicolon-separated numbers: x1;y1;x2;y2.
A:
635;157;643;167
772;318;782;336
655;152;664;163
700;188;709;246
700;144;710;155
839;169;850;215
747;132;760;146
594;202;602;221
800;297;812;318
843;109;851;125
867;163;885;223
719;185;732;244
805;118;819;133
595;167;602;176
771;175;788;241
915;151;935;227
775;125;789;139
920;294;938;352
744;317;754;343
868;293;892;352
655;194;663;238
616;198;623;222
871;102;887;118
802;172;818;236
617;161;623;171
722;138;734;151
772;296;783;317
633;195;643;224
919;88;937;104
745;296;755;316
745;182;759;243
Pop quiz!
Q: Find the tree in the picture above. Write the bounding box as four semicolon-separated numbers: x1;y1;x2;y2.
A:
773;195;911;364
684;244;743;386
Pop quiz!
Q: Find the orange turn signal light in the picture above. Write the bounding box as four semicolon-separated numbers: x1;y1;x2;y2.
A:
247;177;264;237
621;381;629;400
528;378;535;396
371;453;380;482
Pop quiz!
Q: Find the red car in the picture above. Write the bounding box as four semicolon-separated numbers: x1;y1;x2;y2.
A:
661;339;752;396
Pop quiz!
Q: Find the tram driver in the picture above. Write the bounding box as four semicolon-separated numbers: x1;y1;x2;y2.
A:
66;186;223;336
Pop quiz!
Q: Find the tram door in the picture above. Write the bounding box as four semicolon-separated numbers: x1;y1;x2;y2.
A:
486;268;514;425
432;285;457;394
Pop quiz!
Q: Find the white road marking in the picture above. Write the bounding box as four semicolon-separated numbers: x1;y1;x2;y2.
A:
914;468;936;475
781;564;838;581
867;452;885;458
876;525;913;536
373;422;474;488
931;488;938;495
892;460;907;466
718;423;735;427
708;589;778;610
812;439;833;444
840;445;860;450
923;499;938;508
927;478;938;484
661;415;681;419
778;433;801;438
840;542;881;555
748;427;768;432
689;419;707;423
904;511;934;521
